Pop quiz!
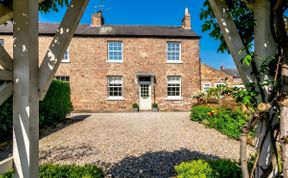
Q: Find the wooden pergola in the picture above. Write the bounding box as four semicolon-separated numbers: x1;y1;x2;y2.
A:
0;0;89;177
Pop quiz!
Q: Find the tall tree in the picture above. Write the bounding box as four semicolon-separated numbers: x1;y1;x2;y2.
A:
201;0;288;177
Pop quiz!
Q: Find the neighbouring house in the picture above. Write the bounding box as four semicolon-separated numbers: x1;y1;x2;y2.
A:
0;8;201;112
201;63;244;92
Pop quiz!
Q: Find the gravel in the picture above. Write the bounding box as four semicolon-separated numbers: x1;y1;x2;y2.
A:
38;112;254;177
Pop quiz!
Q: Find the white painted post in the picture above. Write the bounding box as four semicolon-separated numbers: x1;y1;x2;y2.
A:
39;0;90;100
13;0;39;177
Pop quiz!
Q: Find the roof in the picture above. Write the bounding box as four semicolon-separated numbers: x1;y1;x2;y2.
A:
0;22;200;39
201;63;240;78
221;68;240;77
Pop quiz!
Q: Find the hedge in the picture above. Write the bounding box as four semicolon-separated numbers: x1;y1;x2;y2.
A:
190;105;247;139
0;164;104;178
0;80;73;142
175;159;242;178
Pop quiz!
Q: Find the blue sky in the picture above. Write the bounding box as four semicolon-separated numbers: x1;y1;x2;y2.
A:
40;0;235;69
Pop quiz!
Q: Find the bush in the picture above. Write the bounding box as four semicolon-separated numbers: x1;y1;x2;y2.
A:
190;105;247;139
39;80;73;129
0;164;104;178
132;103;139;108
190;105;212;122
152;103;158;108
175;160;213;178
175;159;241;178
0;80;73;142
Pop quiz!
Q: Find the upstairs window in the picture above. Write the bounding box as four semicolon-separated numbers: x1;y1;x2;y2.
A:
108;76;123;98
167;76;181;98
203;83;211;93
167;42;181;62
62;49;70;63
108;41;123;62
0;39;4;46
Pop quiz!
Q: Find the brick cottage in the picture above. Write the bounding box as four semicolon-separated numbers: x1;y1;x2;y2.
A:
0;9;201;112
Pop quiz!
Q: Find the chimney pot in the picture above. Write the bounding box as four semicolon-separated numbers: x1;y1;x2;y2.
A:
182;8;191;30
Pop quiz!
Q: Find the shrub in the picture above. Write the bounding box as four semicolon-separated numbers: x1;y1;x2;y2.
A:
175;160;213;178
190;105;247;139
152;103;158;108
132;103;139;108
0;80;73;142
39;80;73;129
190;105;212;122
0;97;12;141
0;164;104;178
175;159;241;178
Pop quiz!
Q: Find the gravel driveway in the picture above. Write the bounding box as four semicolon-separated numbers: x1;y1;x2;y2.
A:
39;112;253;177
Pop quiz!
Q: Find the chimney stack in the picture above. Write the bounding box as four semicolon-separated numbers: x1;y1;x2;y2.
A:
182;8;191;30
91;11;104;27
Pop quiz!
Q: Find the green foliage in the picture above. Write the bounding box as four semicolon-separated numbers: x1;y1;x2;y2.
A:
152;103;158;108
0;170;13;178
190;105;212;122
200;0;254;53
175;160;213;178
0;164;104;178
39;80;73;129
243;53;253;65
0;80;73;142
39;164;104;178
0;97;12;141
175;159;241;178
39;0;69;13
132;103;139;108
191;105;247;139
222;87;257;109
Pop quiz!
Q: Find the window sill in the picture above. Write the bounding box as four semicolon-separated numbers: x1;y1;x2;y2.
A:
61;61;70;63
166;97;183;101
107;60;123;63
106;97;125;101
166;61;183;64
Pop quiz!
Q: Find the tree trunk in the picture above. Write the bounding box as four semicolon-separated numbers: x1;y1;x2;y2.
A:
280;61;288;177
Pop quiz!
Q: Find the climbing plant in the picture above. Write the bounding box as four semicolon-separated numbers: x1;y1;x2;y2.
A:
201;0;288;177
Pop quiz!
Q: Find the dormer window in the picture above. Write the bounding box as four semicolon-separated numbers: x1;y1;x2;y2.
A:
167;42;181;63
108;41;123;62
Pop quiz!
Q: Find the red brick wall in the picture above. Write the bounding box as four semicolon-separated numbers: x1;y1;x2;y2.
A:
0;35;200;112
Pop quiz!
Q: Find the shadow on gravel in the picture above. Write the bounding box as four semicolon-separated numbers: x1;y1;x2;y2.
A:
0;115;91;162
40;114;91;138
106;148;219;178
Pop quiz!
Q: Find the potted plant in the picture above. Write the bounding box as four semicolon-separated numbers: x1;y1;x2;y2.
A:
133;103;139;112
152;103;159;112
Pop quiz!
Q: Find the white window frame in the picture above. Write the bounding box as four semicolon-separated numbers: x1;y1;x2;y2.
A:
62;49;70;63
166;41;182;63
233;84;245;89
55;75;70;82
107;41;123;63
166;76;182;100
202;82;211;93
107;76;124;100
233;77;242;82
214;82;226;88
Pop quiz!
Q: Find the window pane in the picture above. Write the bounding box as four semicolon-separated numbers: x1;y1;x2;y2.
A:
108;76;123;97
108;42;123;61
167;42;180;61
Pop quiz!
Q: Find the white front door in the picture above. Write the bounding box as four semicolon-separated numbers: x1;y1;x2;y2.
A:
139;84;152;110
